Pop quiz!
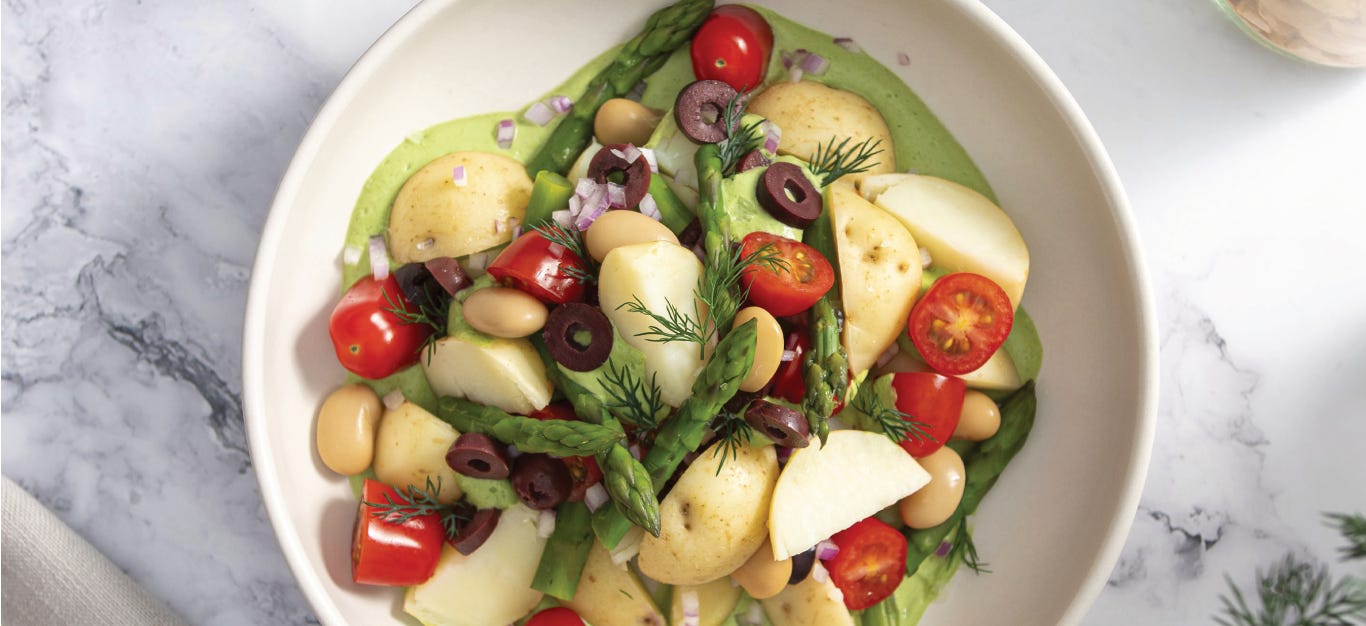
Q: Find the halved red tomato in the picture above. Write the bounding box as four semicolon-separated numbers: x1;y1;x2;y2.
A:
352;479;444;586
825;517;908;610
487;231;588;304
526;607;586;626
739;231;834;317
907;272;1014;375
690;5;775;91
891;371;965;458
329;274;432;380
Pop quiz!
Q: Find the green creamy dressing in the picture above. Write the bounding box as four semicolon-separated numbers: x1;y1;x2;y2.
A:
339;4;1004;623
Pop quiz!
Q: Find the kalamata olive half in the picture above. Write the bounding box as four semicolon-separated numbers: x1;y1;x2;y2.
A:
451;508;500;555
744;400;810;448
736;149;771;173
788;547;817;585
587;144;650;209
511;454;573;510
422;256;472;296
393;262;450;321
445;432;511;479
757;162;822;228
674;79;740;144
543;302;613;372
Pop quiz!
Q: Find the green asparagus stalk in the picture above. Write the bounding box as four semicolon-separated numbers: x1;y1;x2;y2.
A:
433;397;623;457
531;501;595;601
801;204;849;445
525;0;714;177
903;381;1037;575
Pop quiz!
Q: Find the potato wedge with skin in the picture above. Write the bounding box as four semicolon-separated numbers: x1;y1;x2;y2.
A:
748;81;894;176
760;575;856;626
372;401;463;504
421;333;553;415
597;241;707;407
670;578;742;626
828;181;923;375
388;151;532;263
638;442;779;585
567;542;665;626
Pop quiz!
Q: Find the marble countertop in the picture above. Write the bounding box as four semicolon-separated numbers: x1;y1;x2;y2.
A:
3;1;1364;624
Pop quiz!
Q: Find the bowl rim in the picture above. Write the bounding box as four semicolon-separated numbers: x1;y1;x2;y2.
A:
242;1;1158;624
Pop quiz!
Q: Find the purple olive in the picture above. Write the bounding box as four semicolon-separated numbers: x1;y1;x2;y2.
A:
674;80;741;144
445;433;511;479
393;263;450;323
587;144;651;209
736;149;771;173
744;400;810;448
451;508;500;555
543;302;613;372
511;454;572;510
788;547;816;584
757;162;822;229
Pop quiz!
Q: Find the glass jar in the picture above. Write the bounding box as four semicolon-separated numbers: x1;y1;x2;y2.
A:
1216;0;1366;67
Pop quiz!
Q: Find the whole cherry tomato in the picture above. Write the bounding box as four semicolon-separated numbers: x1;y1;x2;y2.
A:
329;274;432;380
739;231;835;317
690;5;775;91
526;607;586;626
825;517;909;610
529;403;603;502
487;231;588;304
352;479;444;586
891;371;966;458
907;272;1014;375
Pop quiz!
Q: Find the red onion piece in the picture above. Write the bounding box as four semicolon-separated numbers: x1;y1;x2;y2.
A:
640;147;659;173
493;218;505;234
368;235;389;281
550;95;573;114
495;118;515;149
451;165;467;187
606;182;627;208
780;349;796;363
816;539;840;561
801;52;830;75
680;590;700;626
536;509;557;538
524;102;554;126
935;541;952;558
781;50;793;69
584;483;609;512
382;389;405;410
812;560;830;584
620;143;642;164
342;244;362;266
898;51;911;66
789;67;805;83
574;183;609;231
834;37;861;53
466;252;489;273
638;193;661;221
551;209;573;229
762;121;782;154
507;217;522;240
424;257;471;295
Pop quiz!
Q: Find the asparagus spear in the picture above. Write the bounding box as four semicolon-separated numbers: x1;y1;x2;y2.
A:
902;381;1037;575
801;202;849;445
531;501;595;601
433;397;623;457
525;0;715;177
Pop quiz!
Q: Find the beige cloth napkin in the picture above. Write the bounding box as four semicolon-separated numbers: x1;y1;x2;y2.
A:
2;476;188;625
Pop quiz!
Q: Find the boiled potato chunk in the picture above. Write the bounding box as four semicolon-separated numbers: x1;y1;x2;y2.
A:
760;576;856;626
748;81;894;176
422;333;553;415
388;151;532;263
769;430;930;560
567;542;665;626
404;504;546;626
597;241;707;407
828;181;923;375
670;578;742;626
372;401;463;504
862;173;1030;309
638;442;779;585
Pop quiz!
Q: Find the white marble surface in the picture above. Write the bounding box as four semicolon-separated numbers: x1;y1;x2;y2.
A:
3;1;1364;625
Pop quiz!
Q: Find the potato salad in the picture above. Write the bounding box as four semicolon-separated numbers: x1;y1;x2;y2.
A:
314;2;1043;625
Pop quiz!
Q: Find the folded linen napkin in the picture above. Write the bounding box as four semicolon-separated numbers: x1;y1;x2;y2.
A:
2;476;189;625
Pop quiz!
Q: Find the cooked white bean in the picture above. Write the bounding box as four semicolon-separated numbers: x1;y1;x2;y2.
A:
462;287;549;338
316;384;383;475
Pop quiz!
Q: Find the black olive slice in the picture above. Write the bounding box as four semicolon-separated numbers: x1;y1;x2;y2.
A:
757;162;822;228
445;433;511;480
788;547;817;585
510;454;572;510
543;302;613;372
588;144;651;209
744;400;810;448
451;508;500;555
674;79;740;144
736;149;771;173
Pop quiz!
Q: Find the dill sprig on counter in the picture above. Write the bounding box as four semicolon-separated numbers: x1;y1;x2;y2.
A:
1326;512;1366;561
808;136;884;187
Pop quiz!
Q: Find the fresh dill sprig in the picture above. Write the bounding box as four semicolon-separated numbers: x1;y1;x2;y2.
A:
619;296;709;351
382;284;446;364
362;476;470;539
1215;554;1366;626
849;378;934;445
600;360;665;429
947;514;990;574
531;223;598;284
808;136;884;187
710;412;755;475
1325;512;1366;561
716;90;763;176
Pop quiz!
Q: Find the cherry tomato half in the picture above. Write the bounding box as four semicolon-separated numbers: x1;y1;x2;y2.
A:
352;479;444;586
826;517;908;610
739;232;835;317
690;5;775;91
770;329;848;414
529;403;604;502
487;231;588;304
891;371;966;458
526;607;586;626
907;272;1014;375
329;274;432;380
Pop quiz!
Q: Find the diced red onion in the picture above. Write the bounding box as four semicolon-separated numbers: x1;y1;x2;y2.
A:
834;37;862;53
780;349;796;363
524;101;555;126
368;235;389;281
628;443;642;460
342;244;363;266
801;52;830;75
550;95;573;114
775;446;794;464
507;217;522;240
680;590;700;626
935;541;952;558
575;184;609;231
781;50;794;69
495;118;516;149
415;238;435;252
452;165;468;187
537;509;557;538
919;246;933;268
551;209;574;229
875;342;901;369
493;218;506;234
424;257;472;295
606;182;627;208
638;193;661;221
620;143;642;164
812;560;830;584
744;602;765;626
789;67;804;83
762;121;782;154
584;484;610;513
466;252;489;273
898;51;911;66
640;147;659;173
382;389;405;410
816;539;840;561
574;176;600;198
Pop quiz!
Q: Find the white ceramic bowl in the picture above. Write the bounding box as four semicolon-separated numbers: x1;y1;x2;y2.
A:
243;1;1157;624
